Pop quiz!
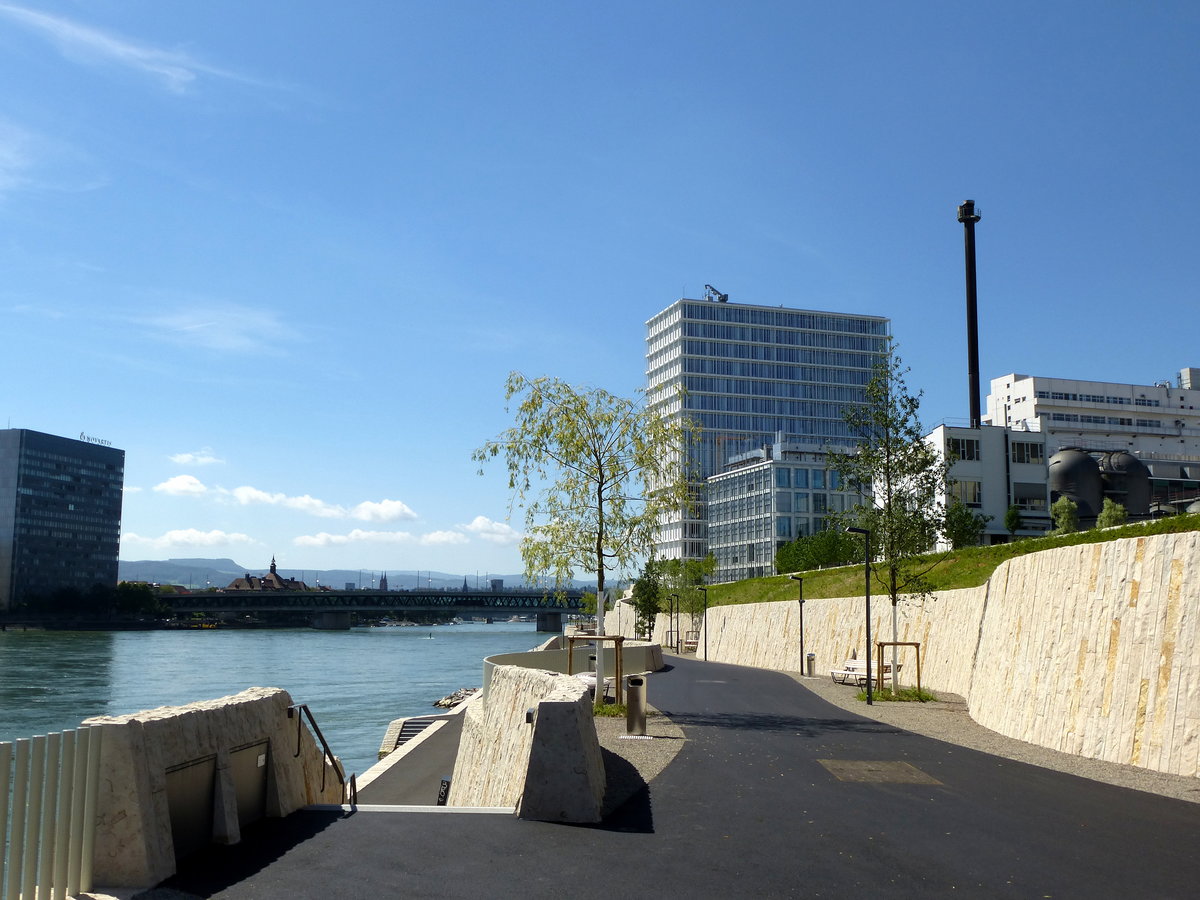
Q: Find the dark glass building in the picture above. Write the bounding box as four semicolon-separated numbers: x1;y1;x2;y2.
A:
0;429;125;610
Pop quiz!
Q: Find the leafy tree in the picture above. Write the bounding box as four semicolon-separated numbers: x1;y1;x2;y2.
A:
1050;495;1079;534
775;528;860;573
827;346;951;607
658;555;715;629
944;499;992;549
630;559;664;638
1004;504;1023;537
474;372;696;599
1096;497;1128;529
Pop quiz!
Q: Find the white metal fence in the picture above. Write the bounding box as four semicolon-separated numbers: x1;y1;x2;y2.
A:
1;726;104;900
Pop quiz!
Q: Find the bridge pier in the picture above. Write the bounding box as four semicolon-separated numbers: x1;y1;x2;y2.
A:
312;611;352;630
535;612;563;633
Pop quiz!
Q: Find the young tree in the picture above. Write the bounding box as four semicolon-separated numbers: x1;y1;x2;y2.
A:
658;555;715;630
630;558;664;638
473;372;696;600
1004;504;1023;537
828;347;950;690
1096;497;1128;529
944;499;992;549
1051;495;1079;534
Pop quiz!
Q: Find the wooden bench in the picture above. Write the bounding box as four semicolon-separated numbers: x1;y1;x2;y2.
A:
829;659;901;686
682;631;700;653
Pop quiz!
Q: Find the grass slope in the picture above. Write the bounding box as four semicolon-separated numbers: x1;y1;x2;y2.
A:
710;513;1200;607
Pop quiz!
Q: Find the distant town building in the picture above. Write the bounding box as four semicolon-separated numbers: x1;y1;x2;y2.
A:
226;557;310;591
646;292;889;561
0;428;125;610
379;572;389;591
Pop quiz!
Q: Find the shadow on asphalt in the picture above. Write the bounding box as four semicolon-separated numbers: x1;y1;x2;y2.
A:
660;711;905;736
144;809;345;898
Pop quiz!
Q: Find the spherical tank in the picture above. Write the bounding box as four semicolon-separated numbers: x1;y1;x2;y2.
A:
1048;449;1103;519
1100;451;1151;516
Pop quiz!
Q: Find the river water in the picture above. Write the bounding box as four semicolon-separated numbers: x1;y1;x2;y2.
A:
0;622;541;778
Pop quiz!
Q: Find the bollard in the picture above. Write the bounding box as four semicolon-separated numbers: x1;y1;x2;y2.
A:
806;653;815;677
626;675;647;736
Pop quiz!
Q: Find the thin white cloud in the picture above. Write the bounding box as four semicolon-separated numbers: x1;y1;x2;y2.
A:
153;474;207;496
294;529;416;548
0;3;253;93
351;499;418;523
122;528;254;550
170;448;224;466
462;515;522;545
0;116;105;198
226;486;346;518
135;302;300;354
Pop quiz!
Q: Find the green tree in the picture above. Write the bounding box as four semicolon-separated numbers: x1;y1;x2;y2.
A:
775;528;860;573
1004;504;1023;537
473;372;696;599
944;499;992;549
1096;497;1128;529
630;559;664;638
658;555;715;630
1050;495;1079;534
828;346;951;607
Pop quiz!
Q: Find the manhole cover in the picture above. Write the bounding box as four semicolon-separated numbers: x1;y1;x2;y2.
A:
818;759;941;784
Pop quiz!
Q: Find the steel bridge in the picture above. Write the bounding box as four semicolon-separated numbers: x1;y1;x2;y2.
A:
166;588;586;631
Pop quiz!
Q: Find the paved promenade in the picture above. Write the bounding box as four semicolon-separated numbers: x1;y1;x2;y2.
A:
150;657;1200;899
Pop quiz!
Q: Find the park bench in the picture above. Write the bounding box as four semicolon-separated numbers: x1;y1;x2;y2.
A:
682;630;700;653
829;658;901;686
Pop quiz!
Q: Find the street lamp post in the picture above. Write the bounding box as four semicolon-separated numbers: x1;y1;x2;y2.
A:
669;593;679;652
789;574;805;675
846;527;873;705
697;586;708;661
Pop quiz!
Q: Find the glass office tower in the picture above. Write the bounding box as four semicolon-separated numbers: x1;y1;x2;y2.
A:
0;429;125;610
646;296;889;561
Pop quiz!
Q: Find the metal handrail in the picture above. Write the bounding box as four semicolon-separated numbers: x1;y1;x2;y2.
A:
288;704;350;803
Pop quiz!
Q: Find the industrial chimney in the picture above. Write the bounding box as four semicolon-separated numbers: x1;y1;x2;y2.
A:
957;200;982;428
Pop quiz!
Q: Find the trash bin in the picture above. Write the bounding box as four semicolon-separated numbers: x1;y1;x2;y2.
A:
806;653;816;677
626;675;646;736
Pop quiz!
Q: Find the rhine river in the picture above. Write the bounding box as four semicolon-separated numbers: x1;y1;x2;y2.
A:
0;622;541;778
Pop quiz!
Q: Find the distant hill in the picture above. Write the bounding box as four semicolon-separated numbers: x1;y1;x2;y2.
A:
117;558;594;591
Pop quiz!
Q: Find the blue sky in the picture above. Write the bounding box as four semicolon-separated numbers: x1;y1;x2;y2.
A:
1;2;1197;578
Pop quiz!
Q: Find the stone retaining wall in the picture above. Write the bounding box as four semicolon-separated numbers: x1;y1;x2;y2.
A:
83;687;343;888
448;665;605;822
608;532;1199;779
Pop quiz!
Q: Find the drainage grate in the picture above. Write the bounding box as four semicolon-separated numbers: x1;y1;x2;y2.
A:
817;759;942;785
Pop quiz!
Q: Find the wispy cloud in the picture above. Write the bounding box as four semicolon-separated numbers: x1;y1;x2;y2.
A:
462;515;522;545
294;529;416;548
0;116;105;198
420;530;469;546
122;528;255;550
0;3;253;93
135;302;301;354
351;499;418;523
228;486;346;518
170;448;224;466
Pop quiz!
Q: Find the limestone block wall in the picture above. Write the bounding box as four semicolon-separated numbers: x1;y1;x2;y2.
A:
609;532;1200;779
449;665;605;822
82;687;343;888
971;534;1200;777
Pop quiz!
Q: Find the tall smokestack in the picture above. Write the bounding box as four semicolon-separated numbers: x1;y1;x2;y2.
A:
957;199;982;428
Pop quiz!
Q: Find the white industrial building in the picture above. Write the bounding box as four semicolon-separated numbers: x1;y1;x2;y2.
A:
931;367;1200;543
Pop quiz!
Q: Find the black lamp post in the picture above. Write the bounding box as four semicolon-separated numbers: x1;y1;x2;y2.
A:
846;527;873;705
789;574;805;675
697;585;708;661
669;593;679;652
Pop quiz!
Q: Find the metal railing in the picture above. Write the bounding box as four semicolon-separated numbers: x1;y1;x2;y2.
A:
2;725;104;900
288;704;355;805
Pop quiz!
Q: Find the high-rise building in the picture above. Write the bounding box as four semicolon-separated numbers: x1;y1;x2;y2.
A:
645;294;890;561
0;429;125;610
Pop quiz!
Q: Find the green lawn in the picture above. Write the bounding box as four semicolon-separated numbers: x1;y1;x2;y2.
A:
708;513;1200;607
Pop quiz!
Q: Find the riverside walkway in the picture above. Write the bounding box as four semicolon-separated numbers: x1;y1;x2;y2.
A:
156;656;1200;899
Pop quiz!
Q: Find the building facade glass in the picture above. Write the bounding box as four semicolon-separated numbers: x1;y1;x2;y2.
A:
0;429;125;610
646;297;889;561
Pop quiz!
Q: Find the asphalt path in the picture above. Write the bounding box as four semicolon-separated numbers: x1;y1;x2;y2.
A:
153;657;1200;899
